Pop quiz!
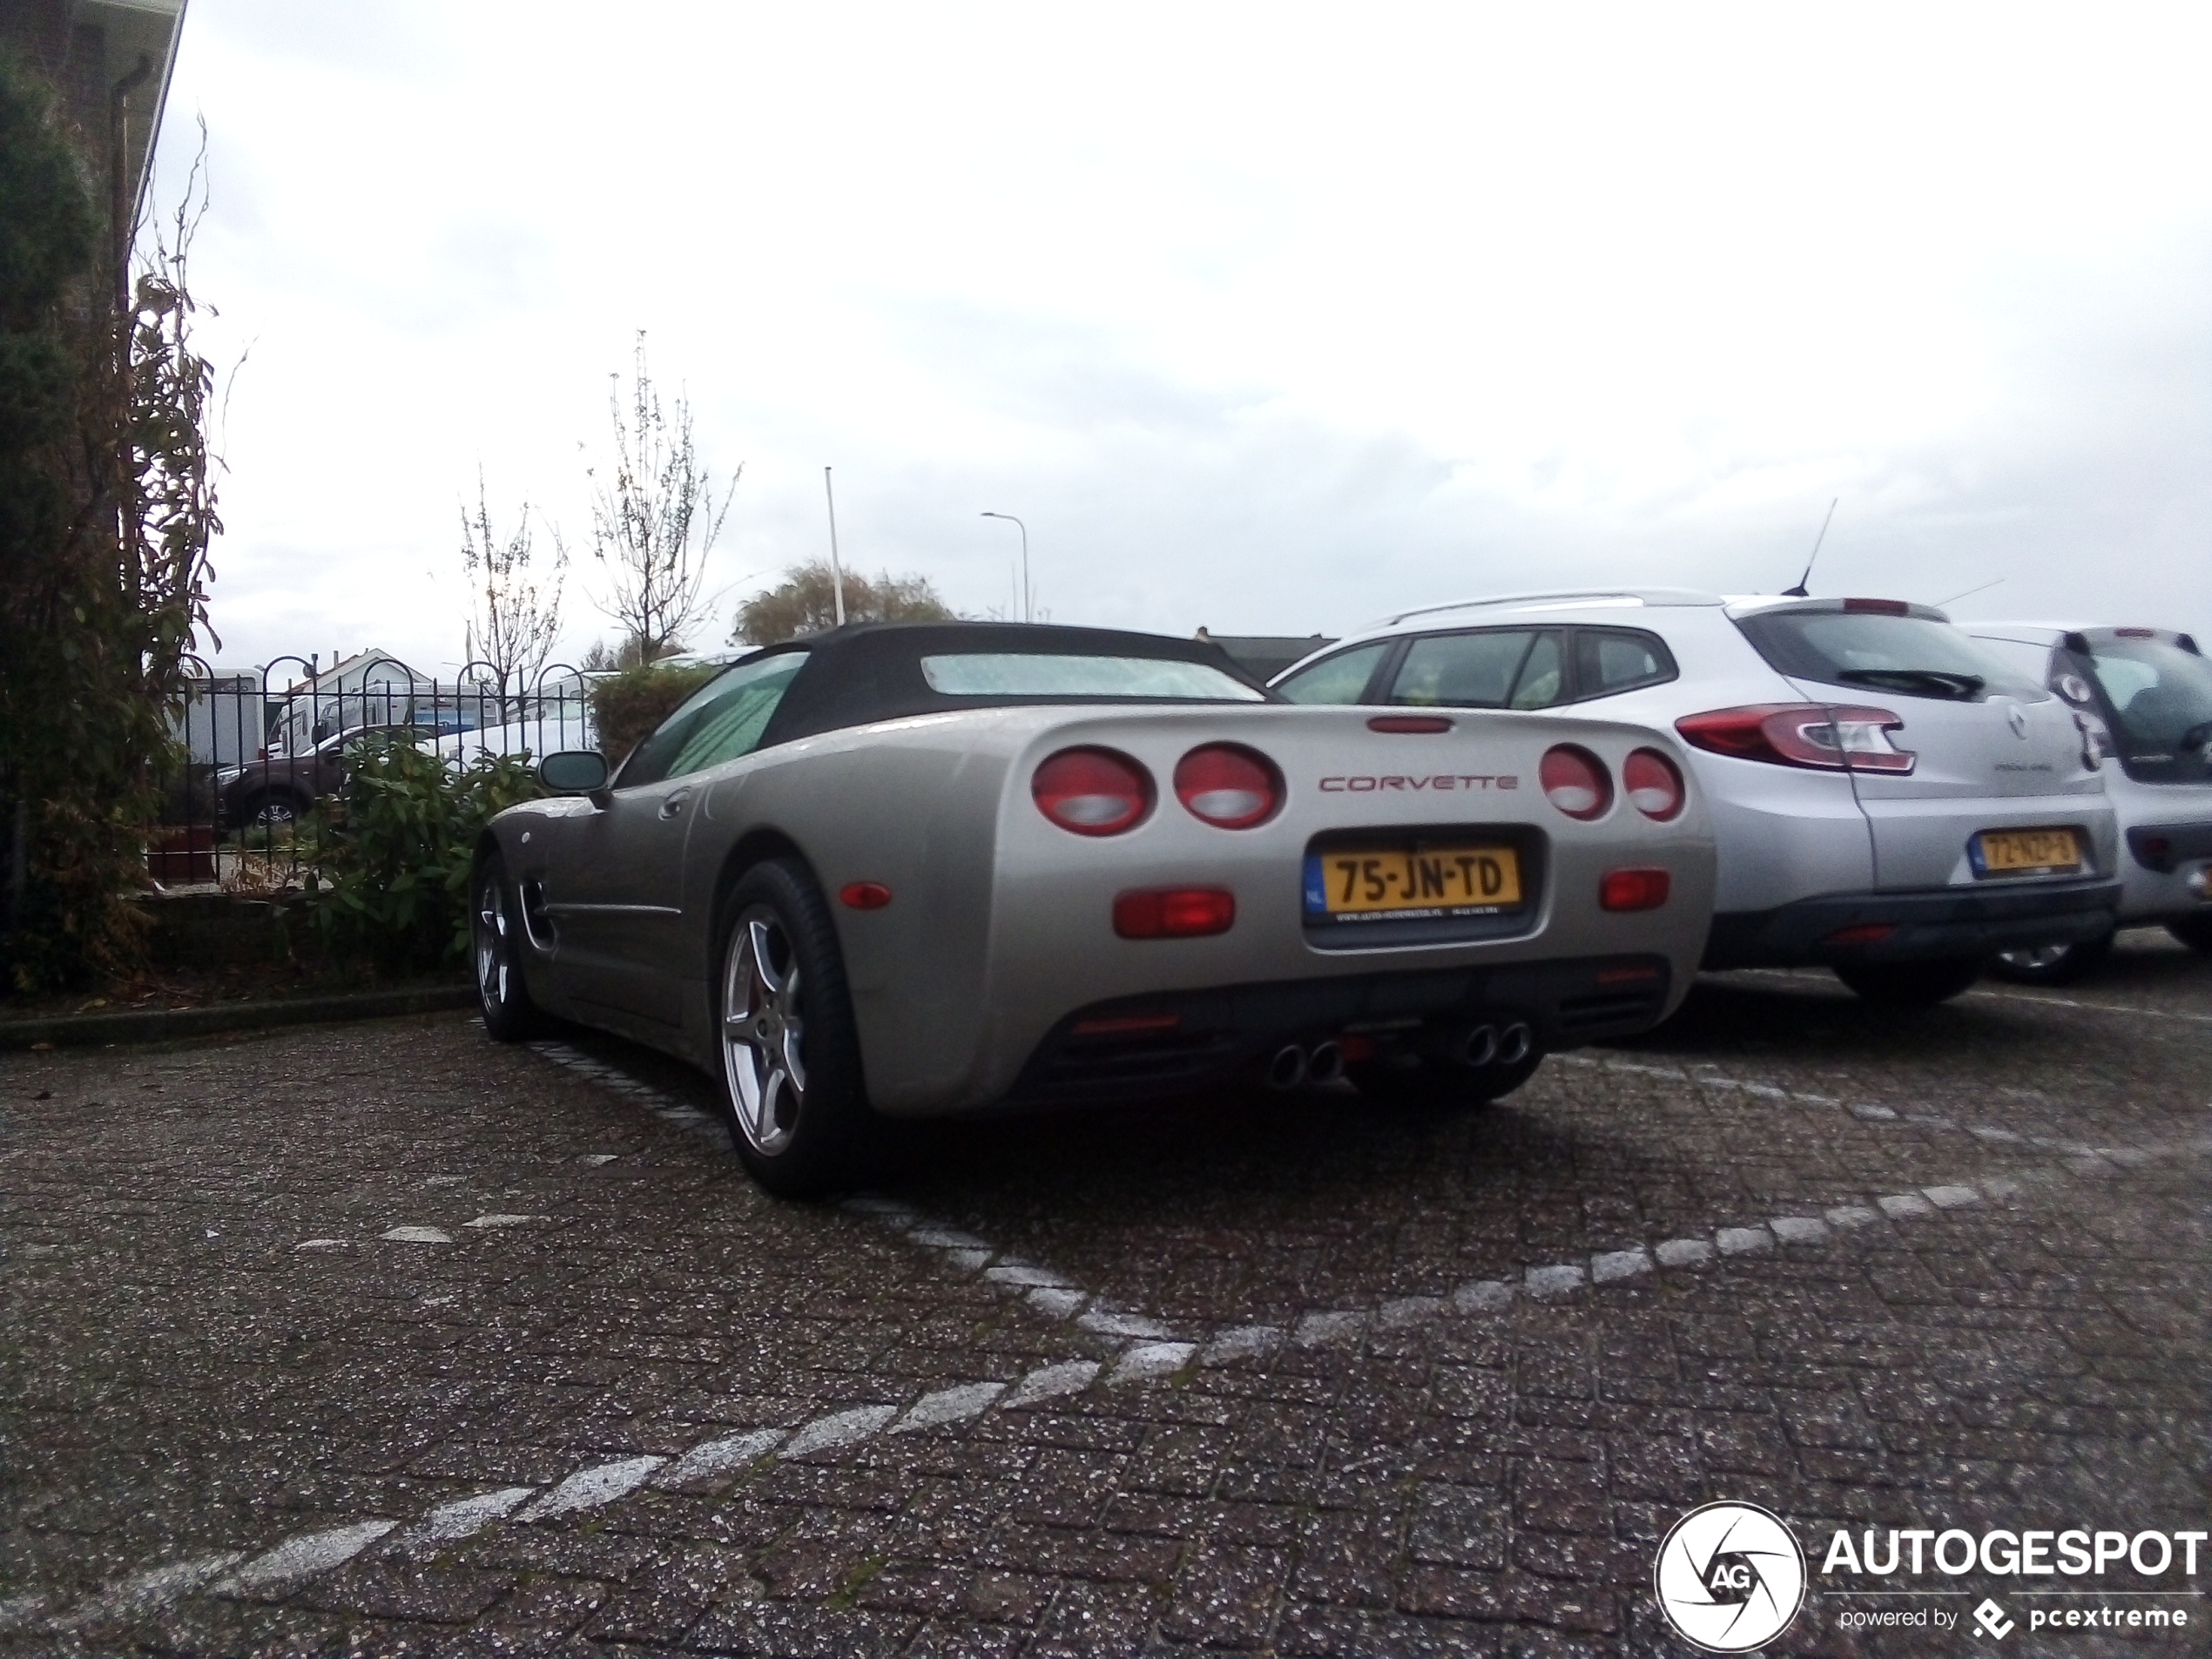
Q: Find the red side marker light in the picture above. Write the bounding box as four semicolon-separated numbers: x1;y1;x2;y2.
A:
1822;922;1897;947
840;881;894;910
1113;887;1236;939
1599;868;1670;912
1366;714;1453;734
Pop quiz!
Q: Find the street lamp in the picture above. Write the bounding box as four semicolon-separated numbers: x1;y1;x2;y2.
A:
981;512;1029;624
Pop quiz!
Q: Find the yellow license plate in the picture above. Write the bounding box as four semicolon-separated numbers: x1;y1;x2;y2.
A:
1308;846;1523;917
1976;827;2083;876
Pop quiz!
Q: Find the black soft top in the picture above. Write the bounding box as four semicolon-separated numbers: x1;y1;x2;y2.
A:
753;621;1276;747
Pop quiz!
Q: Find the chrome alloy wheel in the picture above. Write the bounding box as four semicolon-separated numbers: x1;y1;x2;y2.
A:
723;906;808;1157
474;874;511;1013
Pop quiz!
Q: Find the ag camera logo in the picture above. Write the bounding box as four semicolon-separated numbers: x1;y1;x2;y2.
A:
1655;1501;1808;1651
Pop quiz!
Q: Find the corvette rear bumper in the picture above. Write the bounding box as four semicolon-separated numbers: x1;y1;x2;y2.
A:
1003;953;1673;1106
1701;876;2123;970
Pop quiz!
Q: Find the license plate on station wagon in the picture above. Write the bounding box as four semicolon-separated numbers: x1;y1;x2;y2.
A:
1973;826;2084;878
1305;845;1523;921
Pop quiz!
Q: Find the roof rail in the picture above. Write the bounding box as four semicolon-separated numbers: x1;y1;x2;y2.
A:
1366;587;1723;629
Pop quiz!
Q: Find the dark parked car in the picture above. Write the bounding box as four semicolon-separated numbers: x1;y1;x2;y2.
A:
216;724;436;832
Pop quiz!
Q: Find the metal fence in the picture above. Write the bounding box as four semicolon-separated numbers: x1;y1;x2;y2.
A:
152;654;600;889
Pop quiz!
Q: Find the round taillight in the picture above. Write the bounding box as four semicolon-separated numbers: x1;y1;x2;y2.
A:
1173;744;1282;829
1033;746;1152;835
1540;745;1612;820
1622;748;1684;821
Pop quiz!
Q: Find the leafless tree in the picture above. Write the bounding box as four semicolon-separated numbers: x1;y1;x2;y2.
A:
460;469;566;727
585;332;736;661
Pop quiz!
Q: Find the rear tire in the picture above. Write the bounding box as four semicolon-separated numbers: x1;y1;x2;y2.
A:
1831;957;1982;1008
1988;931;2114;986
2168;914;2212;954
716;859;876;1198
473;853;543;1041
1351;1050;1542;1108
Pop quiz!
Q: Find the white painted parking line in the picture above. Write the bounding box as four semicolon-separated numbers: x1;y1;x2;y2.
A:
410;1487;536;1544
212;1521;399;1594
782;1405;900;1459
513;1455;664;1521
654;1427;787;1487
376;1225;452;1244
1965;986;2212;1025
53;1551;246;1629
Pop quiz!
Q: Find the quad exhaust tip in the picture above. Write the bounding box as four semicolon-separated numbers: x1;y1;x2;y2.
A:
1267;1044;1308;1089
1307;1041;1345;1085
1497;1022;1534;1065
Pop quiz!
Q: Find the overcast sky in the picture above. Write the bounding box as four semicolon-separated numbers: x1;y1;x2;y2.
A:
152;1;2211;678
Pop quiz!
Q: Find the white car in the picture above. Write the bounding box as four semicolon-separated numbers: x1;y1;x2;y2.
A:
1962;622;2212;980
1272;589;2121;1007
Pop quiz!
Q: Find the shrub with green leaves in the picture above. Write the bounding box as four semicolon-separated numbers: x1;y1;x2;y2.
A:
587;660;718;768
302;734;542;972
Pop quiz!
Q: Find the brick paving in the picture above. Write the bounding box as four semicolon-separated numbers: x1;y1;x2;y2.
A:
2;929;2205;1656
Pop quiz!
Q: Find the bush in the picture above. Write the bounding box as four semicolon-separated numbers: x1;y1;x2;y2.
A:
588;661;717;767
302;734;541;972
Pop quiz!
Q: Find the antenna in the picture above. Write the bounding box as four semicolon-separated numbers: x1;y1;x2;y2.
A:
823;467;847;628
1782;498;1837;597
1932;577;2005;610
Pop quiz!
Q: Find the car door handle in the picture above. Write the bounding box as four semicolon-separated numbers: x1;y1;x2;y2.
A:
658;788;693;820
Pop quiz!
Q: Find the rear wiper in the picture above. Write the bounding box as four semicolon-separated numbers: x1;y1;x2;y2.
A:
1835;668;1986;699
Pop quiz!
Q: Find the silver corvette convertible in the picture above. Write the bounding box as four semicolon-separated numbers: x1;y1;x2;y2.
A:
471;623;1717;1193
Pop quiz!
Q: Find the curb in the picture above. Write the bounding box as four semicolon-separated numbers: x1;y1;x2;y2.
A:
0;984;476;1052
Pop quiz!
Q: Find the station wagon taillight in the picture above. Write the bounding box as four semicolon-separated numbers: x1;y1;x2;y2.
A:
1675;704;1916;774
1622;749;1685;820
1540;745;1612;820
1033;747;1152;835
1174;744;1282;829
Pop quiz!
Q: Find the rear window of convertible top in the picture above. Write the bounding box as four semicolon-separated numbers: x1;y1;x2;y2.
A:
920;653;1266;700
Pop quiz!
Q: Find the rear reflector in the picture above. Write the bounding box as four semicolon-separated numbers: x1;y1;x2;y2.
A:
1540;745;1613;819
1033;746;1152;835
1599;868;1670;912
839;881;893;910
1366;714;1453;733
1676;704;1915;773
1595;964;1662;985
1844;597;1912;615
1071;1012;1183;1036
1622;748;1685;820
1174;743;1282;828
1113;887;1236;939
1822;922;1897;947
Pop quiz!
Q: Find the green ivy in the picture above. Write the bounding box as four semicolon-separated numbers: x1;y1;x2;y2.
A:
301;735;543;973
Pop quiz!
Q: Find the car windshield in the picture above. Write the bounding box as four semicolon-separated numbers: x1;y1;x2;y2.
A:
920;653;1265;700
2084;637;2212;754
1735;610;2044;701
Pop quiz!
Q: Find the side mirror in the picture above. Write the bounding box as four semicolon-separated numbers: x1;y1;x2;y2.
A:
538;751;610;794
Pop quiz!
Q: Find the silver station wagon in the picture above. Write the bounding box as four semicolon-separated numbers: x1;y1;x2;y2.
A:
1273;590;2121;1008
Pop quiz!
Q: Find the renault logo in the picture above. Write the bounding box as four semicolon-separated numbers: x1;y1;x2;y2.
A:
2006;705;2028;739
